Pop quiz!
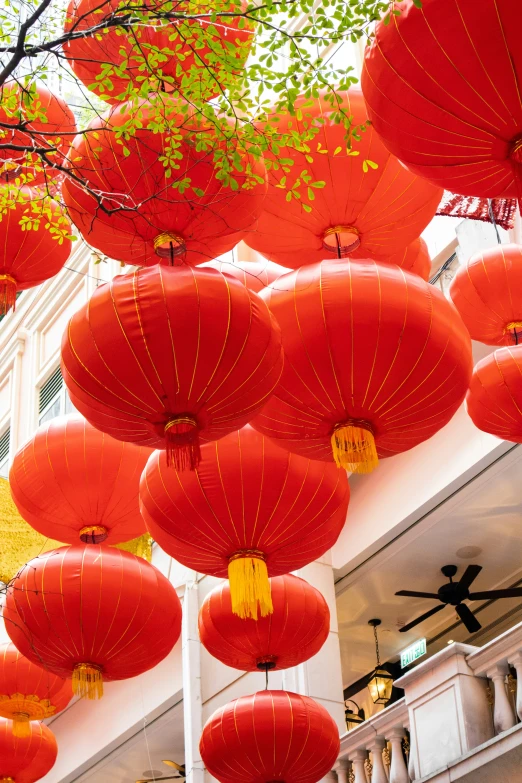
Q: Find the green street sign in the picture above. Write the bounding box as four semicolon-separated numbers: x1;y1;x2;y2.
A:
400;638;427;669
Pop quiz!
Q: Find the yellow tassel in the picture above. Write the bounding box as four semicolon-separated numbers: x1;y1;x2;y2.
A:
331;421;379;474
0;777;15;783
72;664;103;700
12;715;31;738
228;552;273;621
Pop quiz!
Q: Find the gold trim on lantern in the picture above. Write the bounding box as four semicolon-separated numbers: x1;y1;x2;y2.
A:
153;232;186;259
0;693;56;738
79;525;108;544
322;225;361;256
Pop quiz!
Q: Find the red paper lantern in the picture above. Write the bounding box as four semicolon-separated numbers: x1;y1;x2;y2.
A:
0;83;76;184
198;258;290;292
449;244;522;346
140;426;348;619
61;265;283;471
10;414;151;545
0;719;57;783
200;690;340;783
0;643;72;738
466;346;522;442
4;546;182;699
199;574;329;671
63;0;253;104
383;238;431;281
362;0;522;210
0;187;72;314
251;260;472;473
62;97;266;266
243;89;442;267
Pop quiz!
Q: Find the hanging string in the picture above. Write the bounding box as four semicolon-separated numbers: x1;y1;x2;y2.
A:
373;623;381;667
487;199;502;245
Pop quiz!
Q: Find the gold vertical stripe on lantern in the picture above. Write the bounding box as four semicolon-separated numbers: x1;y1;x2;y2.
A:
0;478;152;583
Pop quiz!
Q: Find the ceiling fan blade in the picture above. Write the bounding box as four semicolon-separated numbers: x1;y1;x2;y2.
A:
457;565;482;591
469;588;522;600
455;603;482;633
399;603;446;633
163;761;185;772
395;590;440;599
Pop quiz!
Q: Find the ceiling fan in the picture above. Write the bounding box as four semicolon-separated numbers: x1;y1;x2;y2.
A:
396;564;522;634
136;760;186;783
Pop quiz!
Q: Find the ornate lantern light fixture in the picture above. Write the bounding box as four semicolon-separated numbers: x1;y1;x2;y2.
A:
367;619;394;706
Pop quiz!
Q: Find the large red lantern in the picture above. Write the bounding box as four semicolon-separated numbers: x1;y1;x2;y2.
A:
362;0;522;210
0;719;57;783
200;690;340;783
140;426;349;620
449;244;522;346
252;260;472;473
3;546;182;699
62;97;266;267
243;89;442;267
0;643;72;738
10;414;150;545
0;83;76;184
466;346;522;442
61;265;283;471
63;0;253;104
199;574;329;671
0;187;72;314
198;258;290;292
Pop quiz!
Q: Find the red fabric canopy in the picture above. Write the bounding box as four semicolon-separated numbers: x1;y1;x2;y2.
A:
4;546;182;698
10;414;150;545
199;574;330;671
0;719;57;783
200;691;340;783
362;0;522;206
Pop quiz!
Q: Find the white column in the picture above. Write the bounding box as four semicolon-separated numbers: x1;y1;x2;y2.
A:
387;729;409;783
334;759;350;783
367;738;388;783
182;576;205;783
488;663;517;734
349;749;369;783
509;651;522;722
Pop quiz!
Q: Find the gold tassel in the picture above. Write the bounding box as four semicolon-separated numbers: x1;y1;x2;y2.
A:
72;663;103;700
0;274;17;316
12;714;31;738
228;551;273;620
0;777;15;783
164;416;201;471
331;421;379;474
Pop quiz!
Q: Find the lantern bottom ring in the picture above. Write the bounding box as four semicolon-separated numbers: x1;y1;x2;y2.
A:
322;225;361;257
164;415;201;471
153;231;186;262
256;655;277;671
79;525;109;544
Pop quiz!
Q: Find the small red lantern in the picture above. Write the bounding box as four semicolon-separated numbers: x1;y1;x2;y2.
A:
198;258;290;292
62;97;266;266
0;643;72;738
0;83;76;184
362;0;522;211
140;426;349;620
0;719;57;783
4;546;182;699
243;89;442;267
10;414;151;545
252;260;472;473
63;0;253;104
199;574;329;671
0;186;72;314
200;690;340;783
61;265;283;471
466;346;522;442
449;244;522;346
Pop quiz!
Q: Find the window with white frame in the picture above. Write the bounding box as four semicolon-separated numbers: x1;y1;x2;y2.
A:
38;366;74;425
0;427;10;479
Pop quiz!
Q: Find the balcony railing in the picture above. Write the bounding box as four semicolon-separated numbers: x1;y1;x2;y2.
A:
336;620;522;783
